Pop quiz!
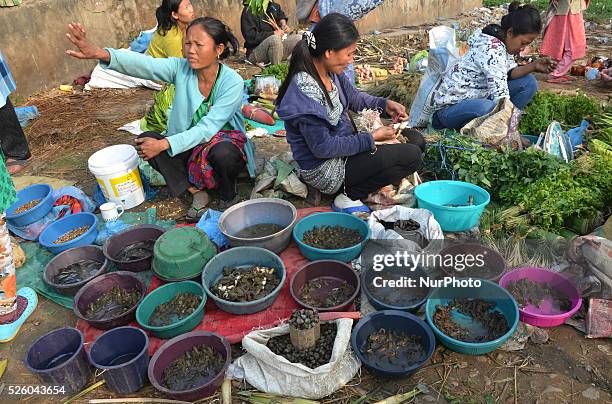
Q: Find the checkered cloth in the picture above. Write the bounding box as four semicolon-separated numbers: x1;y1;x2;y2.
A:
0;49;17;109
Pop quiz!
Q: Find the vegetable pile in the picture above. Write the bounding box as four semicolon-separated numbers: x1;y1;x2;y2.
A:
260;62;289;82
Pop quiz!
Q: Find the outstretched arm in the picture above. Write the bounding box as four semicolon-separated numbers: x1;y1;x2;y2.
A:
65;23;179;83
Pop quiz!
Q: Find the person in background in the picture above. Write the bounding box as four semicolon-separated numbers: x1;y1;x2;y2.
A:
147;0;196;58
541;0;589;84
66;18;253;220
431;2;556;130
241;0;301;66
0;49;33;175
276;14;424;217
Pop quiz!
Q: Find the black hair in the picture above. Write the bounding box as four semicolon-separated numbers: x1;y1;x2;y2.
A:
277;13;359;107
156;0;183;36
482;2;541;40
187;17;239;58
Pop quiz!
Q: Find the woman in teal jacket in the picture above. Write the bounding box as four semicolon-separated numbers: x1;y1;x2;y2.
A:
66;18;255;218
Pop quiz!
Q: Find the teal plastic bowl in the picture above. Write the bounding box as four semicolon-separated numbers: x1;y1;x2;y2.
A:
292;212;370;262
425;279;519;355
414;180;490;232
202;247;286;315
135;281;206;339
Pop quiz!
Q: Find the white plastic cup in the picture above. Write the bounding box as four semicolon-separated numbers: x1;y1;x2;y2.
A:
100;202;124;222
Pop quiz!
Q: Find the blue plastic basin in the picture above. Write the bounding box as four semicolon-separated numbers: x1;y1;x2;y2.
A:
414;180;490;232
425;279;519;355
39;212;99;254
292;212;370;262
202;246;286;315
351;310;435;377
6;184;54;228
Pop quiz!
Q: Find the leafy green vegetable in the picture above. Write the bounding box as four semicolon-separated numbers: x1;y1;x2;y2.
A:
519;91;600;136
142;84;175;133
260;62;289;82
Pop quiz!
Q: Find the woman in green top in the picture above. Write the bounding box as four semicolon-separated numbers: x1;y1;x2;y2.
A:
147;0;196;59
67;18;254;219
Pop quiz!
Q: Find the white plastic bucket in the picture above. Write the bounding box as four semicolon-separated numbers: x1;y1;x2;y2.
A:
88;145;145;209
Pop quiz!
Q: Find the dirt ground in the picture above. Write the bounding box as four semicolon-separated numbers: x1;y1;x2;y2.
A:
1;9;611;404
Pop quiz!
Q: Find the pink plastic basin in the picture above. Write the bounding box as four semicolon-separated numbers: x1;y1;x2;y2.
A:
499;267;582;328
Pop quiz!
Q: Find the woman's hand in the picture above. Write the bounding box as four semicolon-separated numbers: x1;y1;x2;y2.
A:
135;137;170;161
601;68;612;83
385;100;408;122
372;126;397;142
65;23;109;62
534;57;557;73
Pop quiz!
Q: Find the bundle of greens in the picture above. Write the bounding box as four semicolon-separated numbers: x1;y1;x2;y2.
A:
260;62;289;82
142;84;175;133
519;91;600;136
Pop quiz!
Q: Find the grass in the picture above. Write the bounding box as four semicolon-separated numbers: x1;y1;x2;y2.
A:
483;0;612;22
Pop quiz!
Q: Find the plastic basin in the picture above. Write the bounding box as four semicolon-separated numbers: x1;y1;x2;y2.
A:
148;331;231;401
351;310;435;377
202;246;285;315
425;279;519;355
38;212;99;254
152;227;217;280
414;181;490;232
136;281;206;339
88;326;149;394
104;225;165;272
73;271;147;330
24;327;92;394
6;184;54;228
292;212;371;262
439;243;506;281
290;260;360;312
361;265;430;312
499;267;582;327
219;198;298;254
43;245;109;296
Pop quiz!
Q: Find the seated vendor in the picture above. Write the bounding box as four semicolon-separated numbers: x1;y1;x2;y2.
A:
432;2;555;131
147;0;195;58
66;18;255;220
241;0;301;66
276;13;425;216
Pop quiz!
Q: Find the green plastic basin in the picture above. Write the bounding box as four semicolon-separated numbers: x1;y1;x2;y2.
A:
135;281;206;339
152;227;216;281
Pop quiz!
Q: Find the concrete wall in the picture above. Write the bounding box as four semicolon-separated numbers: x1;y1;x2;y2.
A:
0;0;480;97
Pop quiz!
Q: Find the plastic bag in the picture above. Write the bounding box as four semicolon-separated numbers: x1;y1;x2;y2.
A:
95;220;131;245
129;26;156;53
367;206;445;253
365;173;422;209
227;318;360;399
408;27;459;128
254;76;281;96
542;121;573;162
196;209;229;249
15;106;39;128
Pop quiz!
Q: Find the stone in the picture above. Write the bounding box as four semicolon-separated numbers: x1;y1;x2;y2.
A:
581;387;600;401
542;386;563;395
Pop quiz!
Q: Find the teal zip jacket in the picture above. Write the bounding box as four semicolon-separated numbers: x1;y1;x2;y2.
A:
102;49;256;178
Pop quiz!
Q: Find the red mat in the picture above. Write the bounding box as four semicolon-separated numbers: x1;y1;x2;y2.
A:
77;207;360;355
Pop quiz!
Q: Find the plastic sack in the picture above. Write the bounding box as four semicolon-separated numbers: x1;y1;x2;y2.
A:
196;209;228;249
85;51;162;91
408;27;459;128
227;318;360;399
461;98;524;149
408;50;429;73
15;106;39;128
129;26;156;53
367;206;444;253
